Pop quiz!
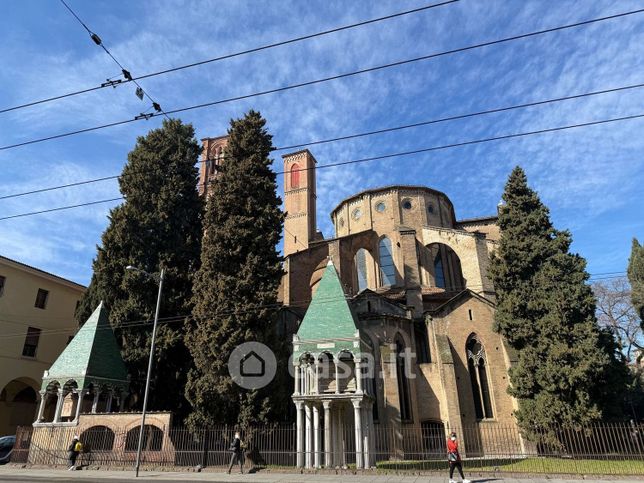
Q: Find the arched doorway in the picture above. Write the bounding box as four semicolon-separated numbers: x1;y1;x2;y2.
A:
0;378;39;434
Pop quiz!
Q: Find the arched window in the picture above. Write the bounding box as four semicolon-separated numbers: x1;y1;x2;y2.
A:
395;336;412;422
80;426;115;451
379;237;396;286
355;249;368;292
290;163;300;189
434;254;445;288
125;425;163;451
466;335;494;419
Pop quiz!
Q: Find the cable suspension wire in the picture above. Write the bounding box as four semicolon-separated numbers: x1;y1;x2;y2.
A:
0;0;459;115
0;273;627;340
1;111;643;221
58;0;170;120
2;81;641;201
2;8;643;152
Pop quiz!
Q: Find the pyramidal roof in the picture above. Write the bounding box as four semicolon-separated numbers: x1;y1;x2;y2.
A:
294;260;368;358
42;302;129;391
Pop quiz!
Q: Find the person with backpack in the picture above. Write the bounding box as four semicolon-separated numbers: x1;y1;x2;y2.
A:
67;435;82;470
227;431;244;474
447;432;470;483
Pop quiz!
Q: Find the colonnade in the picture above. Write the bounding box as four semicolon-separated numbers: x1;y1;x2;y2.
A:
35;385;126;424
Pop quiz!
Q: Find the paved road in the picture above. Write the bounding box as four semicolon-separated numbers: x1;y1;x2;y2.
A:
1;467;643;483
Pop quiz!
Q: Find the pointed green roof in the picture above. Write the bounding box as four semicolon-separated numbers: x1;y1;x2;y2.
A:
41;302;129;392
293;260;369;358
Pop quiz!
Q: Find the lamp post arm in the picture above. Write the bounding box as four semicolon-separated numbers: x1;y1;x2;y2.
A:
134;267;165;477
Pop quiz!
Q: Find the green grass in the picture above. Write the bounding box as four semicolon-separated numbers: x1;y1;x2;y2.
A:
376;457;644;475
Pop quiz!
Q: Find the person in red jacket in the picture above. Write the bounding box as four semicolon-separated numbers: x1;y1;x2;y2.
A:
447;432;470;483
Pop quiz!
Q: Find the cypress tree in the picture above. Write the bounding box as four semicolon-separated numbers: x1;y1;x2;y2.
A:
490;167;628;436
628;238;644;324
185;111;284;428
75;119;203;419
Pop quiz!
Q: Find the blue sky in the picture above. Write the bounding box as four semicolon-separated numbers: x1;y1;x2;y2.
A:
0;0;642;285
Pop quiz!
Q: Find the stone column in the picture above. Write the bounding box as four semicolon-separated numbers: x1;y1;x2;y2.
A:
53;389;64;423
323;401;332;468
91;390;100;413
294;364;301;395
313;404;321;468
120;392;128;411
353;399;363;469
295;401;304;468
368;401;376;467
105;390;113;413
35;391;47;422
73;389;86;422
334;357;340;394
355;359;363;394
304;403;312;468
314;360;320;394
362;404;370;468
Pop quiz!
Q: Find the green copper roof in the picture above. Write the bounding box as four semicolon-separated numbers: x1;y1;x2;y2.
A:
293;260;369;358
42;302;129;392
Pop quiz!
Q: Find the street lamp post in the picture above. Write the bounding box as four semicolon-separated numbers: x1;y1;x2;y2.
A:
127;265;165;478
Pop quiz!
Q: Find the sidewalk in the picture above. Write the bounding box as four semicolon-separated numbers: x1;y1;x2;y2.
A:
1;467;644;483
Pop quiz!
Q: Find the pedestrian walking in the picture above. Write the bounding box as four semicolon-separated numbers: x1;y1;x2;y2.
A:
227;431;244;474
447;431;469;483
67;435;82;470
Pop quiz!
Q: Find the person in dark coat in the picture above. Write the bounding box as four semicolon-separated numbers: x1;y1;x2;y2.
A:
67;435;81;470
227;432;244;474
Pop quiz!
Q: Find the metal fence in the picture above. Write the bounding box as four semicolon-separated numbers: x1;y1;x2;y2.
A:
11;422;644;476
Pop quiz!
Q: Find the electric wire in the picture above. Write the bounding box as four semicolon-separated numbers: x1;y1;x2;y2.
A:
0;273;627;340
2;8;643;151
2;110;642;221
0;1;458;115
58;0;171;121
2;81;642;201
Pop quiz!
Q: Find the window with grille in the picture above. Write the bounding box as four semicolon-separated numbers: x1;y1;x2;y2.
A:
34;288;48;309
22;327;41;357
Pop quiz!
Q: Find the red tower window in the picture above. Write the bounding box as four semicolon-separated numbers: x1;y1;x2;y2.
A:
290;163;300;189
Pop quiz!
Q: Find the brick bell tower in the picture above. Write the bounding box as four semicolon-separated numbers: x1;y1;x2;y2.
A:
199;135;229;196
283;150;317;257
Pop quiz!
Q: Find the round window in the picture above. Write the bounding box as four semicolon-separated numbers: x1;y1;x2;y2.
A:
375;202;386;213
402;199;412;210
352;208;362;220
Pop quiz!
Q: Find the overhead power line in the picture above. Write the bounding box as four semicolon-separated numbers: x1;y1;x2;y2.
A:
1;8;642;152
1;81;643;201
2;111;643;221
58;0;170;120
0;1;458;115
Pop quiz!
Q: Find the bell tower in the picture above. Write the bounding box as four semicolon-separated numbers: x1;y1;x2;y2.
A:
199;135;228;196
283;150;317;256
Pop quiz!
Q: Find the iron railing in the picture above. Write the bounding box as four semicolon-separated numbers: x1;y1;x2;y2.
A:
11;422;644;476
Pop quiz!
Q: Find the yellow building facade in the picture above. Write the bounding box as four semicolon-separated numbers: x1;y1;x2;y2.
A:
0;255;85;436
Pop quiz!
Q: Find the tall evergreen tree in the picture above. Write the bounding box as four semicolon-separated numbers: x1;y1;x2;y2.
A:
185;111;284;428
628;238;644;325
489;167;628;436
75;119;203;419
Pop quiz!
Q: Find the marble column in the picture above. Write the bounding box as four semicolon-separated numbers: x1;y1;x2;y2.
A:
314;360;320;394
323;401;332;468
304;403;312;468
53;389;64;423
105;390;113;413
313;404;321;468
73;389;86;422
362;404;370;468
334;357;341;394
355;360;363;394
353;399;363;469
294;364;301;395
295;401;304;468
91;390;100;413
35;391;47;422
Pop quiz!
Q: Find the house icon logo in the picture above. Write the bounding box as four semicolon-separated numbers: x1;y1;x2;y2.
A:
240;350;265;377
228;341;277;390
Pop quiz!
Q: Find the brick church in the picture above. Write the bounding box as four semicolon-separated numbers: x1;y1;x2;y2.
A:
199;135;521;464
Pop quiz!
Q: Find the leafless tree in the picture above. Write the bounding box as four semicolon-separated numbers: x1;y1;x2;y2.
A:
593;277;644;363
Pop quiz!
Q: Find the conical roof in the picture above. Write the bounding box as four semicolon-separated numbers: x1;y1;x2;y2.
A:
293;260;368;358
41;302;129;392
